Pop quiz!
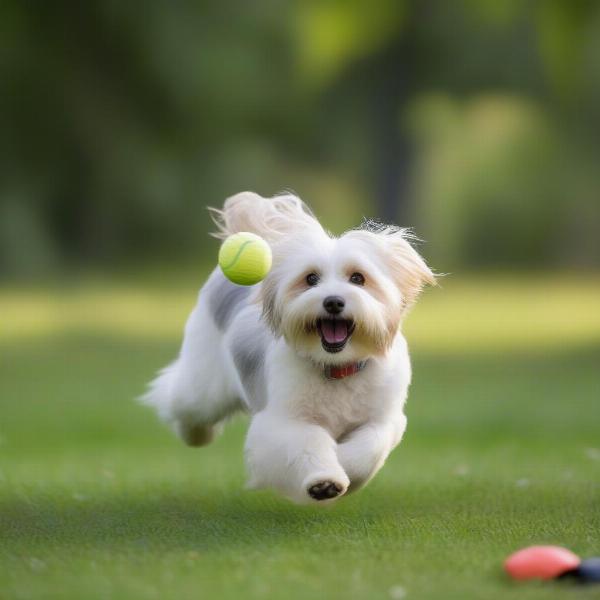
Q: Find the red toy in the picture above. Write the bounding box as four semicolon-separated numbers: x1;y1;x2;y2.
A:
504;545;581;580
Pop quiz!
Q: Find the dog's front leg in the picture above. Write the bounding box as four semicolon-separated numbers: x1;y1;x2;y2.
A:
244;411;350;504
337;414;407;492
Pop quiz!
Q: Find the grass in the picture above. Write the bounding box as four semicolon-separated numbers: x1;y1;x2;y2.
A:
1;273;600;599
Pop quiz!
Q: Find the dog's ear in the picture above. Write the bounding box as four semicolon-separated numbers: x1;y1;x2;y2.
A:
260;271;283;334
379;228;436;307
347;224;436;308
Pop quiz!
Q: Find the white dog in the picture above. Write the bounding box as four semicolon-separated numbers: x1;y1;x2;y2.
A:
143;192;435;504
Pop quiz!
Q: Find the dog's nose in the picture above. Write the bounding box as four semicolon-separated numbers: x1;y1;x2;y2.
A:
323;296;345;315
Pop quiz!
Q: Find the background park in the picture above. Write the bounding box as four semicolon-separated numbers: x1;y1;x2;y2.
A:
1;1;599;598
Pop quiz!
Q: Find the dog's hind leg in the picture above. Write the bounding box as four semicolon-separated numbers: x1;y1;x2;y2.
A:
173;418;218;447
142;290;242;447
141;356;233;447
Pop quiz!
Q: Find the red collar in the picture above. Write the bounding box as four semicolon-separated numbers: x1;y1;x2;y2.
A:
324;360;367;380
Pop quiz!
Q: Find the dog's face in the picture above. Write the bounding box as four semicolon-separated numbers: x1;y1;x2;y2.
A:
261;224;435;364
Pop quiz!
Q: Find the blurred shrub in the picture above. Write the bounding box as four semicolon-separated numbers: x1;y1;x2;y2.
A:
409;94;600;271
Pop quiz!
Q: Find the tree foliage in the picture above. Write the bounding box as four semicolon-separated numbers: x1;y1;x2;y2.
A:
1;0;599;276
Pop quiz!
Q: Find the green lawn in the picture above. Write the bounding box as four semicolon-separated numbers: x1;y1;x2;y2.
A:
1;274;599;599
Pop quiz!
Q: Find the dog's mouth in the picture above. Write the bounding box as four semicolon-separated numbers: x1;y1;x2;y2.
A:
316;318;355;353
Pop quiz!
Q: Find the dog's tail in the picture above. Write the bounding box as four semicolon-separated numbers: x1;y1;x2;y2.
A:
209;191;323;243
139;361;177;422
139;361;216;447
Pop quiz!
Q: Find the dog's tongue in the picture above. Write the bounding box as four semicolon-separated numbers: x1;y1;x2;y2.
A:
321;319;348;344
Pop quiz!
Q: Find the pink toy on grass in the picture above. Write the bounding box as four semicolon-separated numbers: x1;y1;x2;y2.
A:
504;545;581;580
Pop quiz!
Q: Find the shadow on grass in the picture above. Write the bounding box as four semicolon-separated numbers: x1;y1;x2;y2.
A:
1;479;597;557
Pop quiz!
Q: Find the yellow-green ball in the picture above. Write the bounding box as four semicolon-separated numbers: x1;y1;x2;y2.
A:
218;232;272;286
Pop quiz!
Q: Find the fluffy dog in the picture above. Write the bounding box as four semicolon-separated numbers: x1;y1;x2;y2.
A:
143;192;435;503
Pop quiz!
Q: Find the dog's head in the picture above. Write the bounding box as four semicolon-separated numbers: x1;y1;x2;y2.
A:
260;218;435;364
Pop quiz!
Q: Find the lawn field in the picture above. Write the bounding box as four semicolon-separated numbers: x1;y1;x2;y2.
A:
1;273;599;599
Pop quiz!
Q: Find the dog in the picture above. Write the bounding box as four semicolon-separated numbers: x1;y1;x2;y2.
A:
143;192;435;503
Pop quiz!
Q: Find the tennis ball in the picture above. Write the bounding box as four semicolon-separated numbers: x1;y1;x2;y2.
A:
218;232;272;285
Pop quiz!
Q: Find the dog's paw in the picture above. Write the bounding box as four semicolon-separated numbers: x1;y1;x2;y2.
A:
307;480;344;501
174;421;218;447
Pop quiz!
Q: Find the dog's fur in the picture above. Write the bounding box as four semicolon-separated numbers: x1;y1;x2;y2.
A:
143;192;435;504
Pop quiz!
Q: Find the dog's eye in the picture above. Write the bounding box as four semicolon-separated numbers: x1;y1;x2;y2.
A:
350;272;365;286
306;273;320;287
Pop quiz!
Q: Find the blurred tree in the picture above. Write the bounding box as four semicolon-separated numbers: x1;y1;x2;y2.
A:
1;0;599;276
296;0;600;268
0;0;302;275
